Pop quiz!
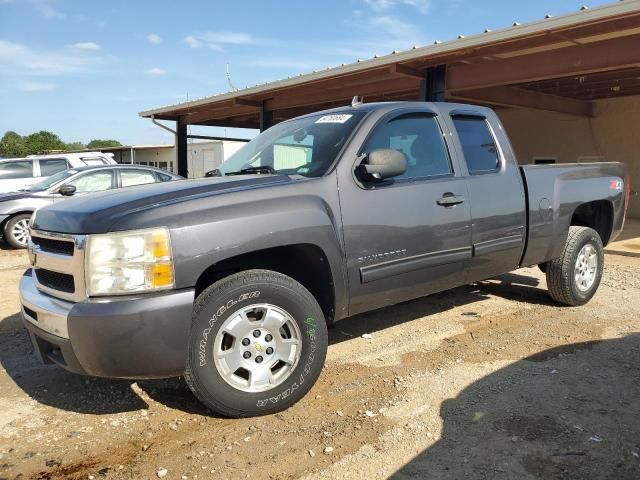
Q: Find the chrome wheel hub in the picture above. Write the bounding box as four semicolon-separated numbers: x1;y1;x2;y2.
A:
574;243;598;292
213;303;302;393
12;218;30;246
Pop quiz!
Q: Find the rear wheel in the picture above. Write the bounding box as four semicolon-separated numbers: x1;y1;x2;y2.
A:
546;226;604;306
185;269;328;417
4;214;31;249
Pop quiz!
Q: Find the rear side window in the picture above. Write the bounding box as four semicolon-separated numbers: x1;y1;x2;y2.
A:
363;113;452;180
121;169;157;187
0;160;33;179
39;158;68;176
452;116;499;174
82;157;109;166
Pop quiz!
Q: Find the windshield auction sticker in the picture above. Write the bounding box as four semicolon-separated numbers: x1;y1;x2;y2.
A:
315;114;353;124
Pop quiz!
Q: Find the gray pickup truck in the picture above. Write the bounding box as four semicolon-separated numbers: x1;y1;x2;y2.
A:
20;102;629;417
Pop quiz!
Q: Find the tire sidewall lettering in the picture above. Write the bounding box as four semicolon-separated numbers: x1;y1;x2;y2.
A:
255;316;318;408
198;291;260;367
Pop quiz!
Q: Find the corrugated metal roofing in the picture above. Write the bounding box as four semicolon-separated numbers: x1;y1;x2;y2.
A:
139;0;640;118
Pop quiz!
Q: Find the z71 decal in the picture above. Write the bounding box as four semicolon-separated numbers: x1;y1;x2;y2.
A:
609;179;623;192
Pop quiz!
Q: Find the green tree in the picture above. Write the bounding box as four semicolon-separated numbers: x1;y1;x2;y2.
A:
23;131;66;154
0;131;27;158
86;139;122;149
65;141;85;151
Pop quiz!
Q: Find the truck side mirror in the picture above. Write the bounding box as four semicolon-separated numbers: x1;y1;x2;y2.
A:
357;149;407;181
58;184;77;196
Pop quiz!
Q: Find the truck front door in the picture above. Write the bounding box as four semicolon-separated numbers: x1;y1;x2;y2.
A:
339;109;472;315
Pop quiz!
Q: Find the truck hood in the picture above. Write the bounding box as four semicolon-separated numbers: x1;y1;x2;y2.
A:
32;175;291;234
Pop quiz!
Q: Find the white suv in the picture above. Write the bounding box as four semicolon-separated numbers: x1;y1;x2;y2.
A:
0;152;116;193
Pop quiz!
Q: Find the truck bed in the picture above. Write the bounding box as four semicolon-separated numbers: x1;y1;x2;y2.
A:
519;162;627;267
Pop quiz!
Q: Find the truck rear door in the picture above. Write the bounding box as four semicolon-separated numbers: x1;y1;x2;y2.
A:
443;108;527;283
339;107;472;315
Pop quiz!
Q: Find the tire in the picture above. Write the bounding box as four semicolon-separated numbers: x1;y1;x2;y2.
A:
546;226;604;306
4;214;31;249
184;269;328;417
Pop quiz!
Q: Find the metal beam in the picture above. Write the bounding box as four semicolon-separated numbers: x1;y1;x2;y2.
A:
448;86;594;117
419;65;447;101
192;119;260;129
176;122;188;178
187;134;250;142
447;34;640;91
260;102;273;132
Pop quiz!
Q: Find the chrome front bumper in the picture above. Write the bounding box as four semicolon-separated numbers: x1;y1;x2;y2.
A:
20;270;73;338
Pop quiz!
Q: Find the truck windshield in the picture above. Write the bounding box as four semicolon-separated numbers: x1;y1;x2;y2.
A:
217;112;365;178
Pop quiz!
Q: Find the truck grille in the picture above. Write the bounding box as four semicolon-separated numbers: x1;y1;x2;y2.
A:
29;230;87;302
31;236;75;256
35;269;75;293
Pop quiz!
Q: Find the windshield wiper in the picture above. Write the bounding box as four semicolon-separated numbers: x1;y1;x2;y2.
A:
225;166;279;176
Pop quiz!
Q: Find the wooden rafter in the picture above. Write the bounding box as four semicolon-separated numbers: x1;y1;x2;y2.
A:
448;86;594;117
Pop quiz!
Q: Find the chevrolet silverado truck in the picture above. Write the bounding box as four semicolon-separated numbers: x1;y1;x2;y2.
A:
20;102;629;417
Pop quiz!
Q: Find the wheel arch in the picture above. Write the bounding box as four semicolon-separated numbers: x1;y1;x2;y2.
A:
1;210;34;233
570;200;614;246
194;243;337;323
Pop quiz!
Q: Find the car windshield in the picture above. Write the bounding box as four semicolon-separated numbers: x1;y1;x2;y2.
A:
29;169;78;192
216;111;366;178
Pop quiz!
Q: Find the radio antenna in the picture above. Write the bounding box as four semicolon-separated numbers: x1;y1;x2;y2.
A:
225;63;237;91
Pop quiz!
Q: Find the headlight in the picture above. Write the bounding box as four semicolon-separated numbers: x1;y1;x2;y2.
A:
85;227;174;296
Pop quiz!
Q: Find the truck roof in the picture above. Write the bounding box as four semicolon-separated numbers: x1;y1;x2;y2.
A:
289;101;494;121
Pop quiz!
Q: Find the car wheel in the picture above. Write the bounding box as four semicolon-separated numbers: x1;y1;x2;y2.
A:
546;226;604;306
185;269;328;417
4;214;32;249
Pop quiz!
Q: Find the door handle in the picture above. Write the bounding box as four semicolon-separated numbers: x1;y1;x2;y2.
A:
437;193;465;207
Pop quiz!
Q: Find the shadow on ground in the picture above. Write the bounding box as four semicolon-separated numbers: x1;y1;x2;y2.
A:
391;334;640;480
329;272;549;344
1;270;551;416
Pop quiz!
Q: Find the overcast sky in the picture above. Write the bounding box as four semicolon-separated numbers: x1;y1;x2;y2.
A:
0;0;611;145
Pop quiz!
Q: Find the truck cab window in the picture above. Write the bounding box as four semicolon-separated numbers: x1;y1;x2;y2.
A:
39;159;68;176
364;113;452;180
452;116;499;174
0;160;33;179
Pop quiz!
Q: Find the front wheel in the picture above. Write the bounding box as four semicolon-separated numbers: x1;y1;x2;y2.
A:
4;214;31;249
185;269;328;417
546;226;604;306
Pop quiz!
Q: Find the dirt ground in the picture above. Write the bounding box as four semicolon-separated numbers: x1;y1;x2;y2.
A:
0;246;638;480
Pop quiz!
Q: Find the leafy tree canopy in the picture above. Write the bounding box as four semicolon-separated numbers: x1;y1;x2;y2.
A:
86;139;122;149
0;131;122;158
0;131;27;158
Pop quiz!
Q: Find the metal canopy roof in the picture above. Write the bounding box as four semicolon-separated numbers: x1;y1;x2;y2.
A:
140;0;640;128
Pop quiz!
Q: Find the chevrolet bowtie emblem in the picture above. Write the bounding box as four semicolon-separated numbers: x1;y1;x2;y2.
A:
255;343;263;352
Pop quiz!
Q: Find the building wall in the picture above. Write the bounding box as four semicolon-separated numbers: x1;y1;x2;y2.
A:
591;96;640;219
187;141;246;178
497;95;639;218
497;108;599;164
112;141;248;178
